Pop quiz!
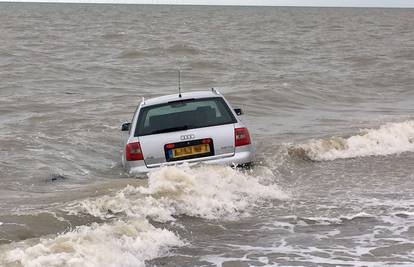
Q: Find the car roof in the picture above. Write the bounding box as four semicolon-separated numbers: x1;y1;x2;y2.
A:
141;90;222;107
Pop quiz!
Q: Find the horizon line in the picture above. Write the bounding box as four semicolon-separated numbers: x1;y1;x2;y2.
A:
1;0;414;8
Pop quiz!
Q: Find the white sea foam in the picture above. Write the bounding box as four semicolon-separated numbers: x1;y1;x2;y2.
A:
3;220;182;267
298;212;374;226
2;165;287;267
67;164;289;221
293;120;414;161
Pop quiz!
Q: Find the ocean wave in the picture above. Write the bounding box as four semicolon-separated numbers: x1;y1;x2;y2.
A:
289;120;414;161
101;32;126;39
66;164;289;221
118;50;146;59
2;220;182;267
189;60;225;70
1;165;287;267
165;44;201;55
298;212;375;226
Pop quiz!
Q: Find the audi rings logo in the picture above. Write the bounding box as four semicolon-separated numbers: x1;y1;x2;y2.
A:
180;134;195;141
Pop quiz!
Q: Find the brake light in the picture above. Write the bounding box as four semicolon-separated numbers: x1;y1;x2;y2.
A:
235;127;251;147
126;142;144;161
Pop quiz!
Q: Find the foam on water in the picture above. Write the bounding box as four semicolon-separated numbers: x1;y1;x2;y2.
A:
2;220;182;267
197;194;414;267
67;165;288;221
1;165;287;267
291;120;414;161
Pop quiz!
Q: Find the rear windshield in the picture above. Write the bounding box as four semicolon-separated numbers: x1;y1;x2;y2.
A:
135;97;237;136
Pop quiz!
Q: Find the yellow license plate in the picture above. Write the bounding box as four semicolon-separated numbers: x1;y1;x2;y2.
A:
173;144;210;158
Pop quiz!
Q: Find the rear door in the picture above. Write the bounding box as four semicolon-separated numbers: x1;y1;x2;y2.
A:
139;124;235;167
135;97;237;167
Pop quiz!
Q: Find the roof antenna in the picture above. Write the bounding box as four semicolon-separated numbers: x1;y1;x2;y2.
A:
178;70;182;98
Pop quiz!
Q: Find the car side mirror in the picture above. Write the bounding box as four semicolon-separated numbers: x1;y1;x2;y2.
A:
121;122;131;131
234;108;243;116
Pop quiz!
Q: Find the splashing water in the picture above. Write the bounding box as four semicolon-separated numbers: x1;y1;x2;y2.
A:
3;220;182;267
1;165;288;267
67;165;289;221
291;121;414;161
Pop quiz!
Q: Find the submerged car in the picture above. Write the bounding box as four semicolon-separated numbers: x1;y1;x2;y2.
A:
121;89;255;174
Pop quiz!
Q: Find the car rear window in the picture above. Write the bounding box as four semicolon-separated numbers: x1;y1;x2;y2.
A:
135;97;237;136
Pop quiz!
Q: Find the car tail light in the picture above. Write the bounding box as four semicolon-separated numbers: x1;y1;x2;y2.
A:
235;127;251;147
126;142;144;161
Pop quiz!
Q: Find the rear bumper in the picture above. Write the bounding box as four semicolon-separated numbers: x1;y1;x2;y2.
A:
125;146;255;176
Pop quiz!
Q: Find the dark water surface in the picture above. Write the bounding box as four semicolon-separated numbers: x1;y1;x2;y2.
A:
1;3;414;266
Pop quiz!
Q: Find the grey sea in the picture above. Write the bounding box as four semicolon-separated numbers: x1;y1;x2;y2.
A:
1;3;414;266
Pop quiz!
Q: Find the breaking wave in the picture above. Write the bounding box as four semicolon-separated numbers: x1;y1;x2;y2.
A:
1;165;287;267
290;120;414;161
3;220;182;267
67;165;288;221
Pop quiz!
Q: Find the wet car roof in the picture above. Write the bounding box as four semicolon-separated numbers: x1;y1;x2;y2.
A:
141;91;220;107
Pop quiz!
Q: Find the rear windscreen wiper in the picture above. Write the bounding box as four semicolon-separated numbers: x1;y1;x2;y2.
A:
151;125;189;134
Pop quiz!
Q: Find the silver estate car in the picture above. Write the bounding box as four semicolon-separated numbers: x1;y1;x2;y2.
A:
121;89;255;174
